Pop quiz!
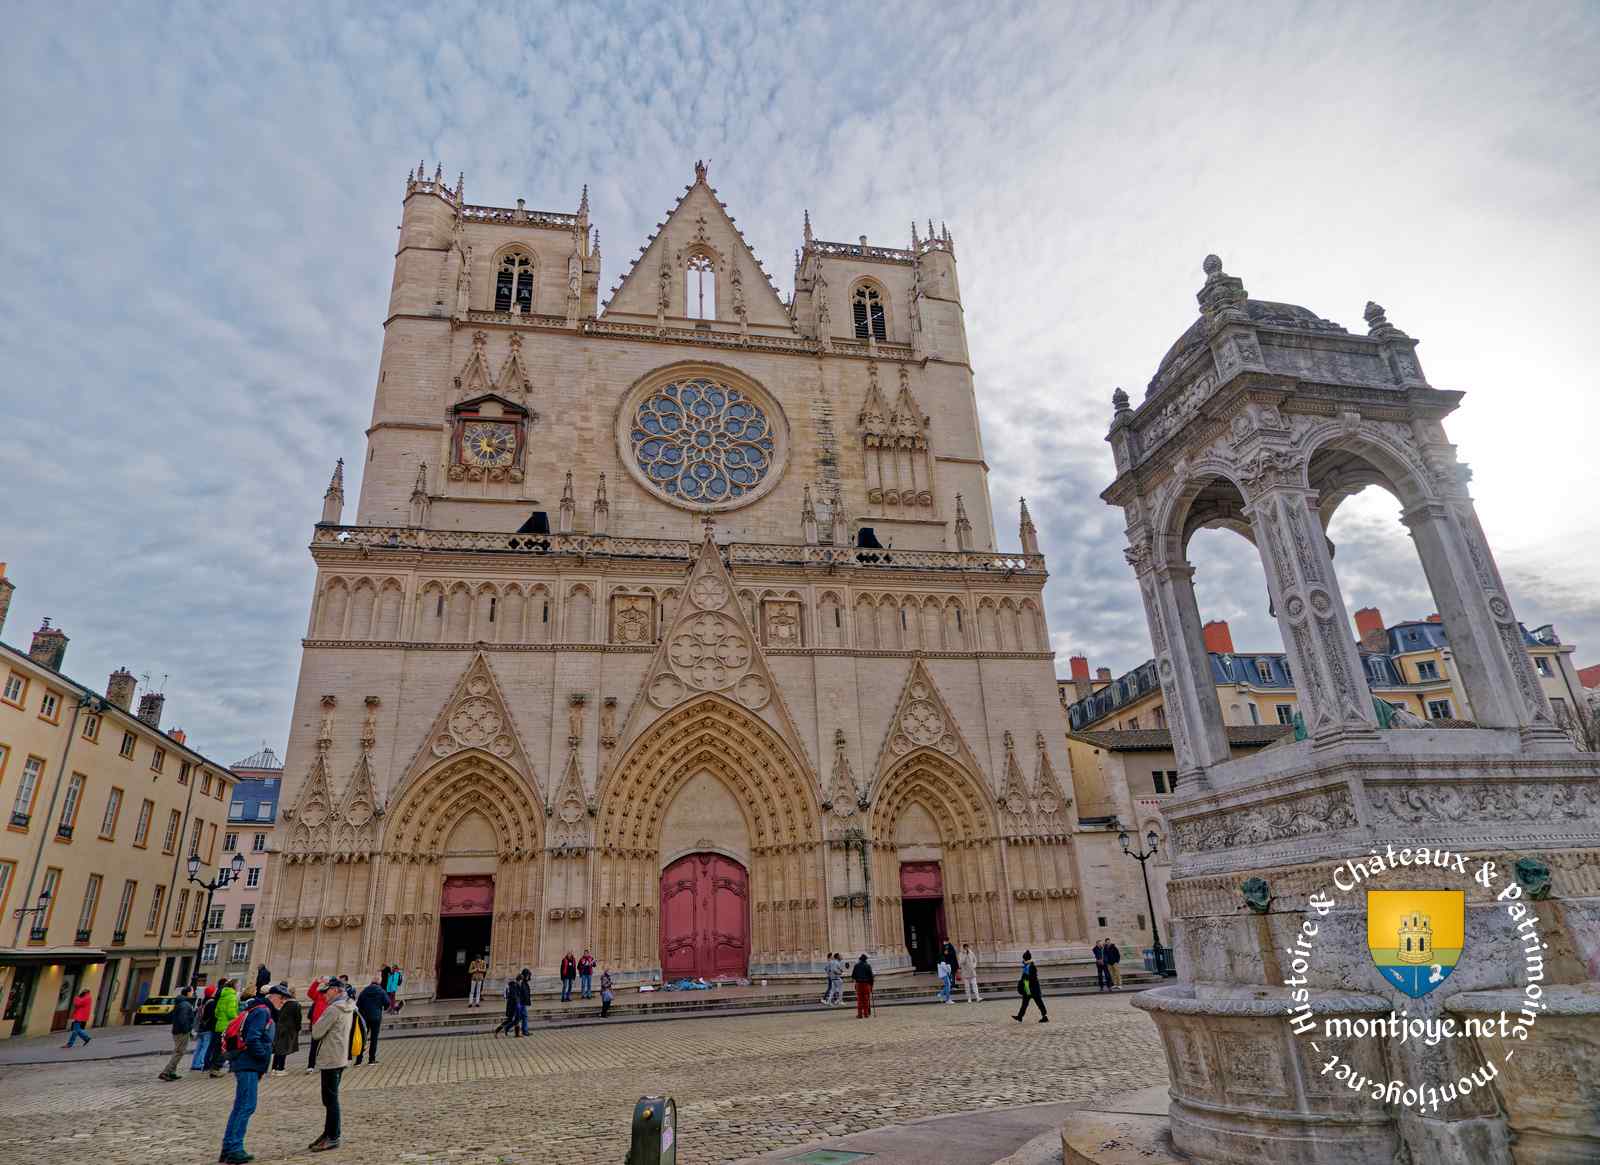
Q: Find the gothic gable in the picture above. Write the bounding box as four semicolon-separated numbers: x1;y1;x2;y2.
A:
1031;731;1071;821
453;330;495;402
333;696;384;859
493;332;533;401
282;695;340;858
999;730;1032;826
601;163;790;327
397;651;540;799
823;729;862;823
871;658;986;793
549;747;591;849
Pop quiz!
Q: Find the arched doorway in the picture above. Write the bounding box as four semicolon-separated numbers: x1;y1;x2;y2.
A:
660;853;749;979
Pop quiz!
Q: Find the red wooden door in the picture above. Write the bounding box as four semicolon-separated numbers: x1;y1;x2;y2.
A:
660;853;749;980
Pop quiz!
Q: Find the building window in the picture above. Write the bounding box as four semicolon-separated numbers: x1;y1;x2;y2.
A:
1248;703;1260;725
119;731;136;760
1097;915;1107;928
207;905;225;930
201;773;212;796
133;799;154;848
685;252;715;320
495;249;534;313
162;809;181;854
257;802;271;820
150;747;165;773
76;873;101;941
1275;703;1295;726
1152;771;1167;794
81;713;101;741
173;888;189;934
252;832;267;853
1167;771;1180;792
0;860;14;919
188;893;203;933
852;283;887;340
188;818;204;857
1416;660;1439;681
245;865;261;888
238;905;255;930
57;772;86;839
11;755;45;829
39;690;62;723
201;941;218;964
2;672;26;706
223;831;238;852
1535;656;1554;677
1427;699;1453;720
113;879;136;942
230;940;250;964
145;884;165;934
214;779;225;801
99;787;123;839
229;800;244;818
178;761;190;785
33;867;61;939
1255;659;1274;684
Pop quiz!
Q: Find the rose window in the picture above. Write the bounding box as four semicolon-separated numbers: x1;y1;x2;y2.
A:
630;378;776;505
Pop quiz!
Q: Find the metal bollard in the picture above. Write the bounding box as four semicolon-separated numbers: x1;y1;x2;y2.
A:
625;1094;677;1165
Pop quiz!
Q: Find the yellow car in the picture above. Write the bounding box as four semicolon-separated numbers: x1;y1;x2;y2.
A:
134;995;178;1025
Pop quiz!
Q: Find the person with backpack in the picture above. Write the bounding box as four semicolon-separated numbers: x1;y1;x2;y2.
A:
578;949;596;999
559;952;577;1002
271;983;303;1075
851;954;875;1018
308;978;357;1152
210;979;240;1077
354;975;389;1065
1013;950;1048;1023
191;984;218;1071
1105;940;1122;990
218;984;285;1164
63;988;94;1048
599;968;615;1018
158;987;195;1080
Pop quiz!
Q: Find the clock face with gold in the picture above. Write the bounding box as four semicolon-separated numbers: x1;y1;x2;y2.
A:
460;421;518;468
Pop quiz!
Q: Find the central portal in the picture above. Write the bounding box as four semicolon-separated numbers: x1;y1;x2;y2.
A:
437;874;494;1000
900;860;946;972
659;853;750;980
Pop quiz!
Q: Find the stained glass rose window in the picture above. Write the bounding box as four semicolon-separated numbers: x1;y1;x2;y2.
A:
629;376;779;506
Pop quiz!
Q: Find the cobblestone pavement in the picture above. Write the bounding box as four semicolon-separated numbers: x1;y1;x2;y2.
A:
0;994;1167;1164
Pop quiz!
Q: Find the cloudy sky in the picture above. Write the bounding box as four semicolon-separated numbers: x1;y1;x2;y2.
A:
2;2;1596;762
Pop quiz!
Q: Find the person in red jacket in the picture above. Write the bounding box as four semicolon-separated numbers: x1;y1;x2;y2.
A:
559;952;577;1002
64;988;94;1048
305;977;329;1073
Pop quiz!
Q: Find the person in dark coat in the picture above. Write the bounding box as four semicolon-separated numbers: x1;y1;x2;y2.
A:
1013;950;1048;1023
354;976;389;1065
940;940;960;990
158;987;195;1080
254;964;272;997
219;989;283;1163
559;952;577;1002
851;954;875;1018
271;985;303;1074
494;977;520;1037
1105;940;1122;990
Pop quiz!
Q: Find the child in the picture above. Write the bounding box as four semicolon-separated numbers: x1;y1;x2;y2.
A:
599;969;615;1018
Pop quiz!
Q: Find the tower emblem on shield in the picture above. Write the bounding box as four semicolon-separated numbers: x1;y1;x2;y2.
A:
1367;890;1465;998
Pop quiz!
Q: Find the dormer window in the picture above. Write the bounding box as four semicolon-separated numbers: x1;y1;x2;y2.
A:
495;249;534;313
853;284;886;340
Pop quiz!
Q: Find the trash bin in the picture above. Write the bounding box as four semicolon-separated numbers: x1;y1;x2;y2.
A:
626;1094;677;1165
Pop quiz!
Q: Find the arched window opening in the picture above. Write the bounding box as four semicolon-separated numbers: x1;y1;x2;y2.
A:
853;284;886;340
496;250;534;313
686;253;716;320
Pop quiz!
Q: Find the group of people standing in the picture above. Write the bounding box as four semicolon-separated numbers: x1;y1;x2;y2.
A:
1092;940;1123;991
557;949;598;1001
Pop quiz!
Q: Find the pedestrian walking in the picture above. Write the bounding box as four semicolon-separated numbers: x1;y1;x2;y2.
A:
493;978;520;1037
218;985;283;1164
192;984;218;1071
254;964;272;998
831;953;847;1005
1012;950;1049;1023
851;954;875;1018
354;975;389;1065
1105;940;1123;990
599;968;614;1018
468;953;488;1007
158;987;195;1079
821;953;841;1006
936;956;953;1003
559;952;577;1002
308;978;357;1152
209;979;240;1076
62;988;94;1048
960;943;982;1002
271;984;303;1075
578;949;596;999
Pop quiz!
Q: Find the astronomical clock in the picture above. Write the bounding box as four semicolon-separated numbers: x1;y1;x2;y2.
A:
448;394;531;483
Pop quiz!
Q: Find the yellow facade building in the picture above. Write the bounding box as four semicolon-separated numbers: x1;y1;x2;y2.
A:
0;565;237;1038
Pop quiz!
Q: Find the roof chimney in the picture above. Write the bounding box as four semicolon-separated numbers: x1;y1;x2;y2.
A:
1426;613;1442;623
1202;620;1235;655
1069;655;1090;682
29;618;68;671
107;668;137;711
170;728;187;745
1095;667;1112;682
137;691;165;729
0;563;14;639
1353;606;1387;652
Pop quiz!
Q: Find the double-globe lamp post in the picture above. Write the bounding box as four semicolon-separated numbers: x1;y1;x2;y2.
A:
187;850;246;988
1120;827;1171;977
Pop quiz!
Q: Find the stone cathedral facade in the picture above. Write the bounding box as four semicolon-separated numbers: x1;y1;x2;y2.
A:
264;162;1113;997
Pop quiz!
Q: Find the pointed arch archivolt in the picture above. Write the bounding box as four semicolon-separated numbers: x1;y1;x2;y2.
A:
383;750;544;860
594;694;824;971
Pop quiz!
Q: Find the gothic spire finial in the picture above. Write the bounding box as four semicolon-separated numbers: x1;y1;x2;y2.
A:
1196;253;1247;317
911;220;920;249
321;457;346;525
1019;496;1040;555
954;492;973;552
561;469;574;501
412;462;427;494
433;162;442;184
694;158;708;183
579;183;590;215
1112;386;1131;413
803;208;813;244
324;458;345;498
456;171;465;199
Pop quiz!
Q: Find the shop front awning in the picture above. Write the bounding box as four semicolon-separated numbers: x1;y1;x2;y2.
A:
0;947;108;967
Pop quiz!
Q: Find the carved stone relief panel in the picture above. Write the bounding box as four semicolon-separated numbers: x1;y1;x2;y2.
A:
609;592;658;646
760;598;803;648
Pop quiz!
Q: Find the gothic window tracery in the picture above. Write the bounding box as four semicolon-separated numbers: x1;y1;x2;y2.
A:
685;252;716;320
495;248;535;313
852;282;887;341
627;375;782;508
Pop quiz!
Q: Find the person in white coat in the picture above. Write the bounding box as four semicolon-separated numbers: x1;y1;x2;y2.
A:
960;943;982;1002
308;980;358;1152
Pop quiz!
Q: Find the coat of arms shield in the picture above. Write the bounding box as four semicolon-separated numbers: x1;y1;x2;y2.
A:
1367;889;1465;998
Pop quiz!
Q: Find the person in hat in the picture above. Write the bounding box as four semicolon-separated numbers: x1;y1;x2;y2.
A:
851;954;875;1018
308;978;357;1152
270;983;302;1075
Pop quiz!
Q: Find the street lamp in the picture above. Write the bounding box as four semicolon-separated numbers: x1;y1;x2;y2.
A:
1120;827;1171;977
13;888;52;939
186;851;247;987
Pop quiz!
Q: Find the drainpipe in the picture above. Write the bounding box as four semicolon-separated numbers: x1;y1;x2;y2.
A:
11;693;91;947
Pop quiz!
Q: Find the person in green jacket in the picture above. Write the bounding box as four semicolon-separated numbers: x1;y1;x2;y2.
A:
208;979;240;1077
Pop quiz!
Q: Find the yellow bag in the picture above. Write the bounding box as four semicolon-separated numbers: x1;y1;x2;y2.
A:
348;1011;366;1061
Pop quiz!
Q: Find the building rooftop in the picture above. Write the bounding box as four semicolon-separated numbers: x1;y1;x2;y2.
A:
232;745;283;772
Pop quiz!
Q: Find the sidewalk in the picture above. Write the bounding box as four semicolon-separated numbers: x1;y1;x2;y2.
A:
738;1100;1085;1165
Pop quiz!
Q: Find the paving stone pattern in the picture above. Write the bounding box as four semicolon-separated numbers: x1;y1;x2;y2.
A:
0;995;1166;1164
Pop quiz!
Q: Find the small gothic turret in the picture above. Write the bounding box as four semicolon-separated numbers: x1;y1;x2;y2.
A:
593;473;609;537
801;484;819;545
409;462;430;527
954;493;974;552
559;470;576;534
321;458;345;525
1019;497;1040;556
